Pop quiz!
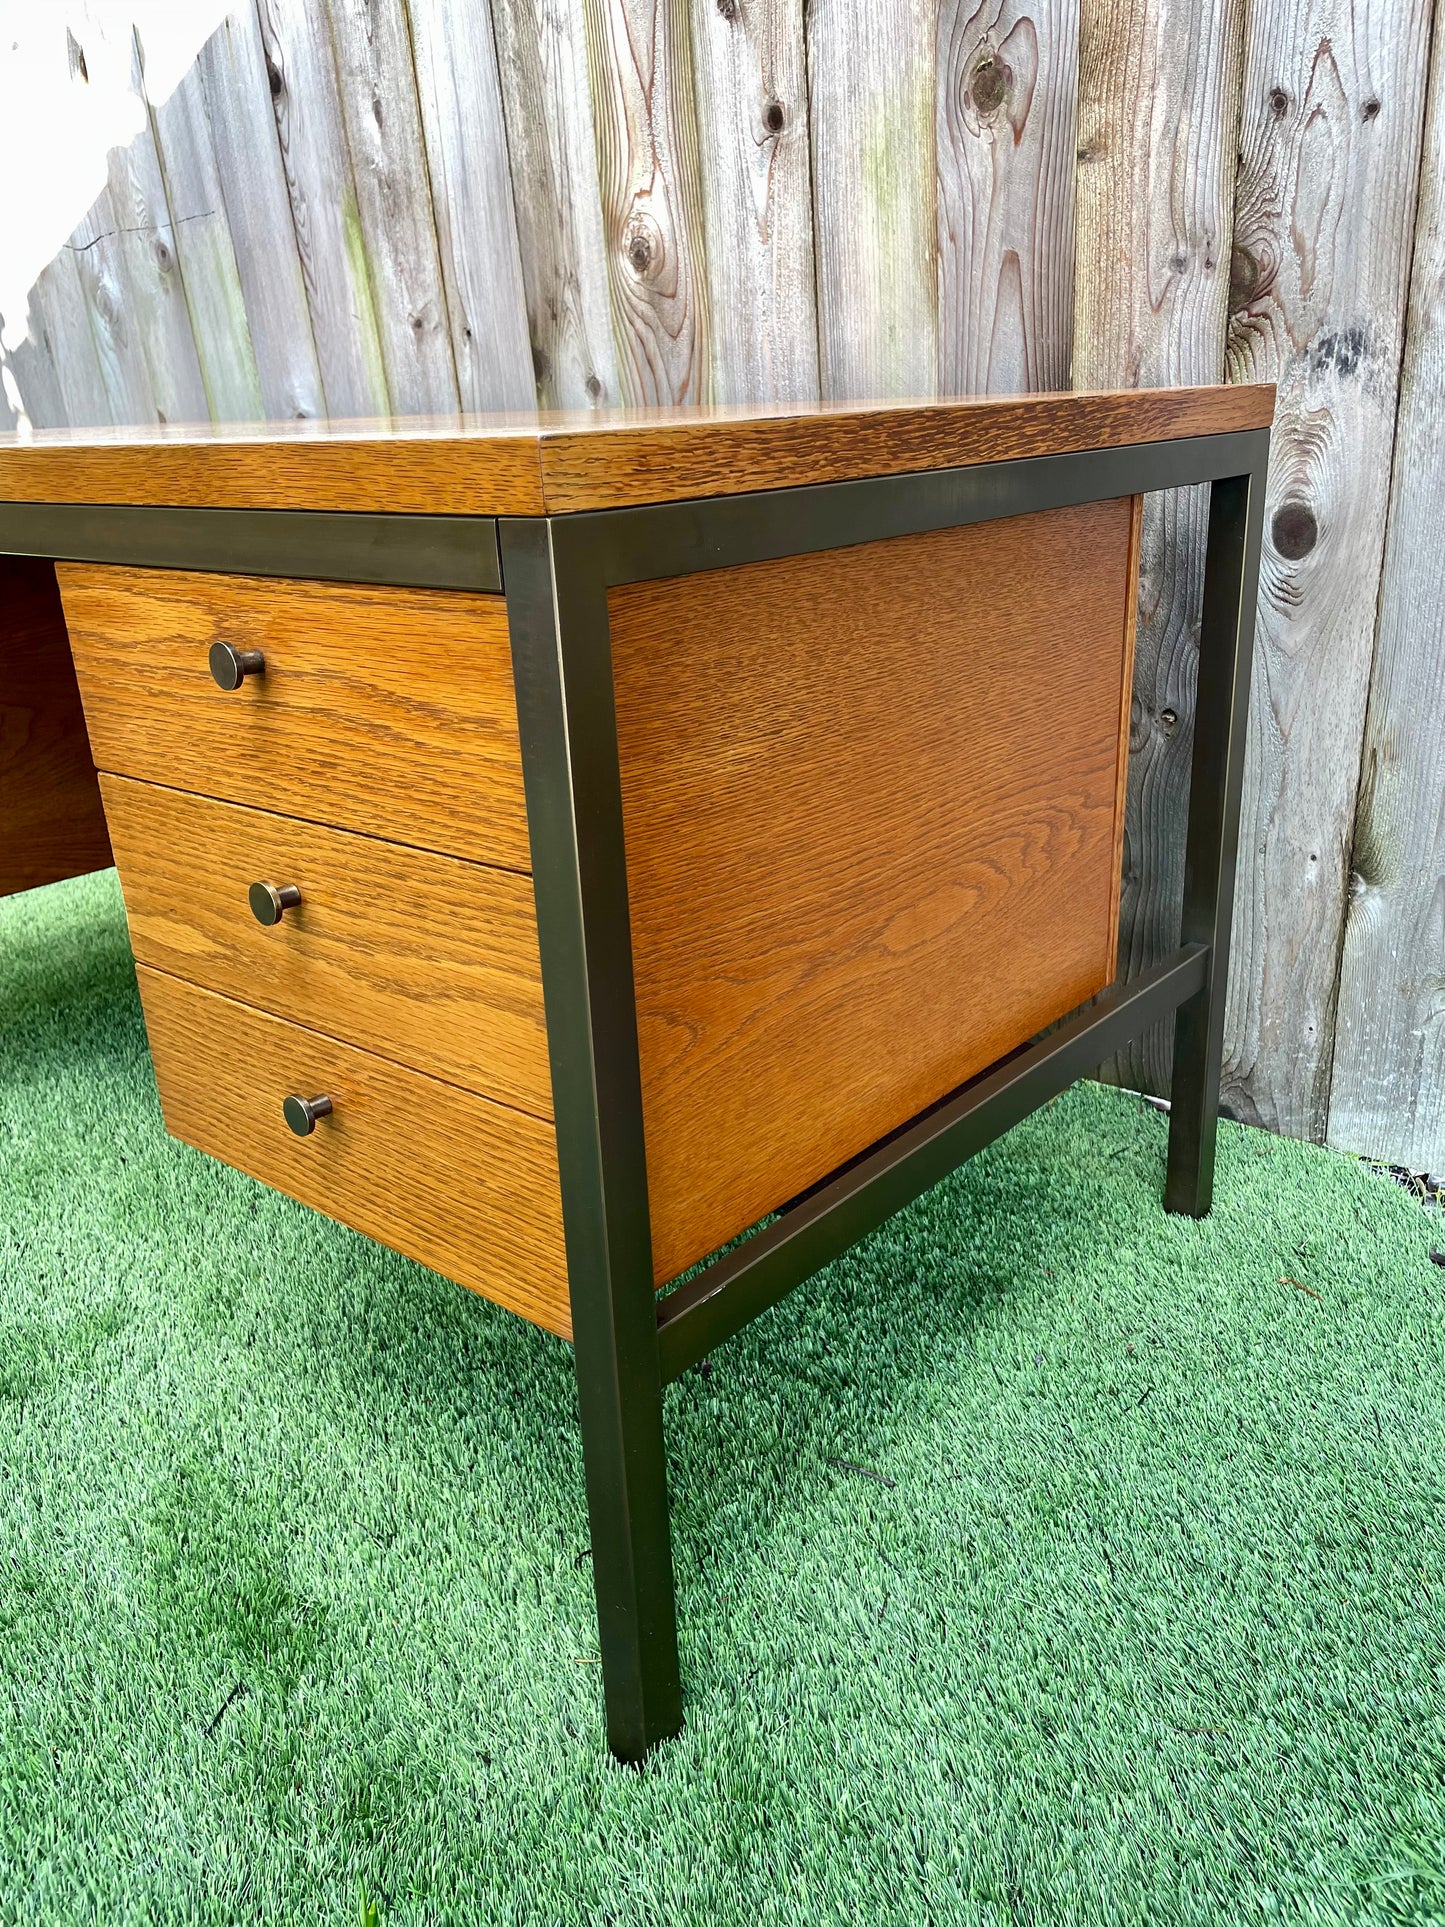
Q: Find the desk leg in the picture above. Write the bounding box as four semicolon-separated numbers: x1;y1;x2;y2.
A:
501;519;683;1762
1166;457;1269;1215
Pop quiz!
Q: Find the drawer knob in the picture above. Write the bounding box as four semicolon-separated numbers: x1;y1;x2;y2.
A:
249;881;302;926
283;1093;333;1137
209;641;265;690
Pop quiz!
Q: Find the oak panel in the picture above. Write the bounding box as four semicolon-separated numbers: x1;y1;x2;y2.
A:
612;499;1140;1282
137;966;570;1336
102;776;550;1117
0;388;1272;515
59;566;530;871
0;558;112;896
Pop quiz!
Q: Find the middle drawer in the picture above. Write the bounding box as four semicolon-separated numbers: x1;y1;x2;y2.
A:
101;774;552;1118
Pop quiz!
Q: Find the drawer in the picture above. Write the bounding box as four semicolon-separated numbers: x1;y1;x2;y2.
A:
102;774;551;1117
57;564;529;870
137;967;571;1336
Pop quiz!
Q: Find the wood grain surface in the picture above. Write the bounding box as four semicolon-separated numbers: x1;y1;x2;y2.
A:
585;0;712;405
1328;26;1445;1174
0;387;1272;515
406;0;537;412
1072;0;1247;1097
688;0;821;404
101;775;550;1117
59;566;530;872
136;965;570;1336
611;498;1139;1281
807;0;938;400
937;0;1079;394
490;0;622;409
254;0;393;420
1223;0;1433;1139
0;559;112;897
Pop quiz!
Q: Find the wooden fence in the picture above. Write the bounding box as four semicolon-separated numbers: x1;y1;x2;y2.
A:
3;0;1442;1178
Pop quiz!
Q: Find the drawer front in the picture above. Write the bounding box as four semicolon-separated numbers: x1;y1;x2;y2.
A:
137;967;571;1337
57;564;529;870
103;775;551;1117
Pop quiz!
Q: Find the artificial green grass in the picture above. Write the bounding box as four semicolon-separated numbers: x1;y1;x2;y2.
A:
2;868;1444;1926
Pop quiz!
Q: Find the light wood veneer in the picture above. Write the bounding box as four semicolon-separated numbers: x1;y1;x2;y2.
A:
612;498;1141;1281
137;967;570;1335
102;776;550;1117
58;565;530;871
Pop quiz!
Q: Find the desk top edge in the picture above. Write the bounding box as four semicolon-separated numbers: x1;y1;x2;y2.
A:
0;386;1275;519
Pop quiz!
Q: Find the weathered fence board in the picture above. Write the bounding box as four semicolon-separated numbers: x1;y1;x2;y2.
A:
16;249;114;429
253;0;392;419
584;0;711;404
144;39;266;421
102;31;210;427
490;0;620;407
1223;0;1434;1140
688;0;819;403
193;8;325;419
69;186;158;427
1072;0;1247;1095
937;0;1077;394
406;0;536;410
808;0;937;399
323;0;460;415
1328;24;1445;1175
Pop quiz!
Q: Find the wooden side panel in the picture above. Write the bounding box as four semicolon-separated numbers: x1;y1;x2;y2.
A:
687;0;820;404
0;559;112;897
1223;0;1433;1139
612;499;1138;1282
1328;24;1445;1174
937;0;1078;395
808;0;937;400
101;776;551;1118
58;567;530;872
1072;0;1247;1097
137;967;570;1336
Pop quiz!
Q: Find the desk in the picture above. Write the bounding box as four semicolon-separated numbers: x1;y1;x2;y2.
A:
0;391;1272;1759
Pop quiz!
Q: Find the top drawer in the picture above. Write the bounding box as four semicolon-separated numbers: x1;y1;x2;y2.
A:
56;565;530;871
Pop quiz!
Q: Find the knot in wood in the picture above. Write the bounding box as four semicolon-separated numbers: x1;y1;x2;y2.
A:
716;0;740;19
763;97;786;135
1229;244;1260;311
970;55;1011;117
1269;85;1289;118
1272;500;1318;560
623;211;662;282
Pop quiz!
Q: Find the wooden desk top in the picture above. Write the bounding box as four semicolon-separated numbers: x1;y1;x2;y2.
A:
0;388;1274;520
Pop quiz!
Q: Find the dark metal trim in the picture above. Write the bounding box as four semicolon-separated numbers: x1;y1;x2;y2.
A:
654;945;1210;1384
0;501;502;592
546;429;1270;589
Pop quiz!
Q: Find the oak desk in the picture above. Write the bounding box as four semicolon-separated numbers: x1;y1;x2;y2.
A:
0;392;1272;1759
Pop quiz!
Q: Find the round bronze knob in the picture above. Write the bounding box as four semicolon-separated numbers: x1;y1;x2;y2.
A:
209;641;265;690
249;881;301;926
283;1093;333;1137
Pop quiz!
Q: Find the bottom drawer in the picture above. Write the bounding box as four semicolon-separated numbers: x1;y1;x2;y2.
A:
137;967;572;1337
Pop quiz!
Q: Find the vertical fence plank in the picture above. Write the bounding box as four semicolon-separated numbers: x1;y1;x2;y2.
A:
70;186;160;426
12;250;115;429
937;0;1078;394
1328;27;1445;1175
491;0;619;407
405;0;536;410
583;0;711;404
688;0;819;403
1222;0;1433;1138
102;32;211;426
193;7;324;418
1072;0;1246;1095
324;0;461;415
255;0;391;419
144;35;267;422
808;0;937;400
